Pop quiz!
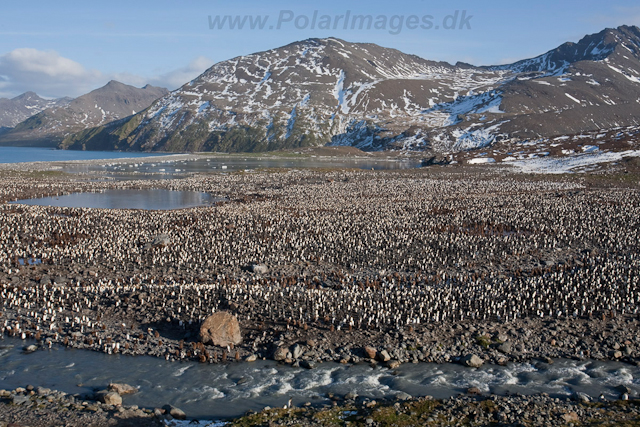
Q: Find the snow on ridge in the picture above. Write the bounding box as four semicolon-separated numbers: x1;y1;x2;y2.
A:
451;121;507;151
504;150;640;174
565;93;582;104
333;70;350;114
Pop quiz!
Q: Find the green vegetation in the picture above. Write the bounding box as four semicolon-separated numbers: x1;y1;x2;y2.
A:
230;408;301;427
225;398;640;426
59;113;144;151
370;400;439;426
12;112;47;131
475;335;493;349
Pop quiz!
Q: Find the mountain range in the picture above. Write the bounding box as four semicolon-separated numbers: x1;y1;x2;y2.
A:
3;25;640;156
0;92;71;131
0;81;168;147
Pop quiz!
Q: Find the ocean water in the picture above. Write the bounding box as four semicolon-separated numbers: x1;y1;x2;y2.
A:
0;147;164;164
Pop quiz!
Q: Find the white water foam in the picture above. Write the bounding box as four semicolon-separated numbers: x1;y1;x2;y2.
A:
187;386;225;402
173;365;192;377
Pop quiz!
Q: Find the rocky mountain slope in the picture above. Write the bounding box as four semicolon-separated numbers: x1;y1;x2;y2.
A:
0;92;71;130
63;25;640;154
0;81;168;147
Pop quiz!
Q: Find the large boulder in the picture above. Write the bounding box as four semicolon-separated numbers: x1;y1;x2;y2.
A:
97;391;122;406
292;343;306;359
145;233;171;249
377;350;391;362
462;354;484;368
109;383;137;395
364;346;377;359
151;233;171;246
273;346;290;361
250;263;269;274
163;404;187;420
199;311;242;347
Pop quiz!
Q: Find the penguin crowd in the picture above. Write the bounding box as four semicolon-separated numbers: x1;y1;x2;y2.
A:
0;167;638;364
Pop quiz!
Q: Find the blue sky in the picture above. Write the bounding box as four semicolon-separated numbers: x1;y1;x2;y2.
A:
0;0;638;98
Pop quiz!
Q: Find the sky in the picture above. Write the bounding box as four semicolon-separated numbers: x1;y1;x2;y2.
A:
0;0;638;99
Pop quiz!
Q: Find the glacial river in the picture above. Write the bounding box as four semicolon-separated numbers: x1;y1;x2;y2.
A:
0;338;638;420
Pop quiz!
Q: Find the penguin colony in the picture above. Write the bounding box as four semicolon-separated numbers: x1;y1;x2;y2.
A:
0;167;639;364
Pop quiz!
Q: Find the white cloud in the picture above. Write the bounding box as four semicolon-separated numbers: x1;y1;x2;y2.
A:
0;48;102;98
0;48;212;99
2;48;91;78
109;57;213;92
150;56;213;89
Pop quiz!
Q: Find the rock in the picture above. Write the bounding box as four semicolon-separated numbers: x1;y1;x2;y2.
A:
617;385;632;394
23;344;38;353
35;387;51;396
199;311;242;347
364;346;377;359
378;350;391;362
396;392;412;401
150;233;171;248
98;391;122;406
10;394;30;405
109;383;137;395
273;346;289;362
613;350;623;359
387;360;401;369
292;343;305;359
562;412;579;423
365;418;374;425
467;387;482;395
573;392;591;403
163;404;187;420
497;342;512;354
462;354;484;368
300;360;316;369
344;391;358;400
245;354;258;362
250;263;269;275
421;155;449;166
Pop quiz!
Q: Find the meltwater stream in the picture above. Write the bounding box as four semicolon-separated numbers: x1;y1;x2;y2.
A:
1;338;639;419
11;189;219;210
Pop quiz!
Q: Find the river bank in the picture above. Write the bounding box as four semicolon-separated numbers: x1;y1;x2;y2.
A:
2;381;640;426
